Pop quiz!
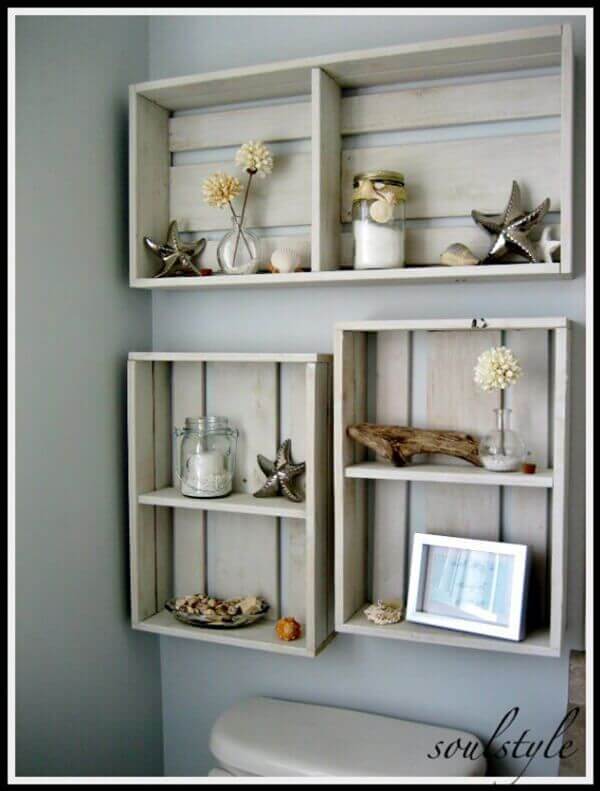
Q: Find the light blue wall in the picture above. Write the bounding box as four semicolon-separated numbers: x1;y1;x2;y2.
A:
149;14;586;778
15;16;162;776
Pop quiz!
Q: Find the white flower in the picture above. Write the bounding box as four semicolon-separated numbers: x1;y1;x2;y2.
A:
235;140;274;177
474;346;523;392
202;172;242;208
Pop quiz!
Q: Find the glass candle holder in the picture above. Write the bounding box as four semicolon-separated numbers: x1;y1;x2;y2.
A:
174;416;238;497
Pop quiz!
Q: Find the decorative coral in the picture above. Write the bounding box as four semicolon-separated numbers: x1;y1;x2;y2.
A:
275;616;302;641
364;600;404;625
235;140;274;177
473;346;523;392
202;172;243;209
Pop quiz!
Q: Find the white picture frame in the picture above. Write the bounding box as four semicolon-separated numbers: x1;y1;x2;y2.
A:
406;534;531;641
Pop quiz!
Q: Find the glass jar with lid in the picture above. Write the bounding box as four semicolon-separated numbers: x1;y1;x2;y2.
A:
174;416;238;498
352;171;406;270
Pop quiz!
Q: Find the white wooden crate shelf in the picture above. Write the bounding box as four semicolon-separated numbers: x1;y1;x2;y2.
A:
139;487;306;519
345;462;554;488
334;317;570;657
130;24;573;289
128;352;333;657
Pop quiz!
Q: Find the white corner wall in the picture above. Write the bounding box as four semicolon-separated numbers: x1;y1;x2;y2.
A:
149;14;586;778
15;16;162;776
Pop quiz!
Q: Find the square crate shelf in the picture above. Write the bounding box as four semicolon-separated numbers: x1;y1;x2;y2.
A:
334;318;570;656
128;352;333;657
130;24;573;290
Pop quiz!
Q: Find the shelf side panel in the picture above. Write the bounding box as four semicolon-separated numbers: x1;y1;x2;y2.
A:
504;329;550;628
130;92;170;281
425;330;501;542
206;362;280;618
280;362;307;625
372;331;410;602
560;24;574;276
128;361;158;621
153;362;174;606
172;362;207;596
311;68;341;272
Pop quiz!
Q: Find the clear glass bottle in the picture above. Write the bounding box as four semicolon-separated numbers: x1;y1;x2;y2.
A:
352;171;406;270
217;216;260;275
174;416;238;498
479;408;526;472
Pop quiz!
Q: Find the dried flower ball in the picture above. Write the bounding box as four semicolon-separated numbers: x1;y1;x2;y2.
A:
275;616;302;641
202;172;243;209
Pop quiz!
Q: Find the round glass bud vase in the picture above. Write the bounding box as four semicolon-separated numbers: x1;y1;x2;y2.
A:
352;170;406;270
174;416;238;498
217;217;260;275
479;408;526;472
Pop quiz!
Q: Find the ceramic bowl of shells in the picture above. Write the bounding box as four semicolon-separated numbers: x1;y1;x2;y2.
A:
165;593;269;628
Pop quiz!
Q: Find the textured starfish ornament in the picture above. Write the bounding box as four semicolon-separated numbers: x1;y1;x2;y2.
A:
144;220;206;277
537;226;561;263
472;181;550;264
254;439;306;503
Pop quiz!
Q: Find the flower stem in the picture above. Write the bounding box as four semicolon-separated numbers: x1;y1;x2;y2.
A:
232;171;254;266
499;389;506;456
227;202;252;256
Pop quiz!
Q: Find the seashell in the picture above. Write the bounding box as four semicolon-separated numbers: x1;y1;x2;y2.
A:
440;243;480;267
364;600;404;625
239;595;264;615
275;617;302;641
270;247;302;274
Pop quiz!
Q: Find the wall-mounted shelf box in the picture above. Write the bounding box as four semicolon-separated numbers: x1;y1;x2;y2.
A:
128;352;333;657
130;24;573;290
334;317;570;657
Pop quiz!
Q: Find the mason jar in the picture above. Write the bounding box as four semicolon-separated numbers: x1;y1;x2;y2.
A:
174;416;238;498
352;171;406;270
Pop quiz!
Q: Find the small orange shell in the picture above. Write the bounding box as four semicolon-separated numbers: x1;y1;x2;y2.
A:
275;617;302;641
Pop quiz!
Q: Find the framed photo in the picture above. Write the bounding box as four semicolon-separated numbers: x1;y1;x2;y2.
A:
406;534;530;641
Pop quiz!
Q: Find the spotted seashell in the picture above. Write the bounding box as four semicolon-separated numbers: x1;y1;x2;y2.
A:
270;248;302;274
440;243;480;267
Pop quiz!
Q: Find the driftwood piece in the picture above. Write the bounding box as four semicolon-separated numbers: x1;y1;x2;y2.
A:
348;424;483;467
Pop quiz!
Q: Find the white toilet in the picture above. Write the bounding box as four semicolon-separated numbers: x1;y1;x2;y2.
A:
209;697;487;777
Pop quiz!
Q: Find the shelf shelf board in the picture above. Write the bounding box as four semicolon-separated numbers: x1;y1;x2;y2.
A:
136;609;313;656
131;263;562;291
344;462;553;488
138;487;306;519
337;606;557;657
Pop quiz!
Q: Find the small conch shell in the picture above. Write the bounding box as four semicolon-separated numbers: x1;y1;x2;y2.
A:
440;243;480;267
270;248;302;274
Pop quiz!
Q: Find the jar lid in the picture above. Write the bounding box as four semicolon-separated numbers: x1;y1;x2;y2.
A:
185;416;229;430
353;170;405;187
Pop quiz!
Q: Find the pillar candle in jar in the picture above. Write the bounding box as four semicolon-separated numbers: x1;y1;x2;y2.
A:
185;450;225;482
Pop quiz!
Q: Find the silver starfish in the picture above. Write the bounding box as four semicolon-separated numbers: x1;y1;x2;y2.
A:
254;439;305;503
472;181;550;264
144;220;206;277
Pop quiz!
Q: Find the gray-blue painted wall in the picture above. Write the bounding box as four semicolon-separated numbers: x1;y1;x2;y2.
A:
15;16;162;776
150;14;586;778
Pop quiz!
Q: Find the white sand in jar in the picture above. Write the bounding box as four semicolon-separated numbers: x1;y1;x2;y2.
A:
353;220;405;270
481;455;522;472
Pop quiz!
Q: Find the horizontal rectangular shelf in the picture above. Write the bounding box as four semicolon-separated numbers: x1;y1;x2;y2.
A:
128;351;329;363
136;609;315;657
131;262;562;291
337;606;557;657
344;462;553;488
139;487;306;519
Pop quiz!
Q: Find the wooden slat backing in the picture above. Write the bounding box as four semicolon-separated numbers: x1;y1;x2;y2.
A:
342;133;560;222
153;362;173;609
206;362;280;618
279;363;307;625
171;153;310;232
503;329;550;627
426;330;502;541
334;331;368;623
372;331;411;603
128;361;157;621
171;362;207;597
130;93;170;280
311;68;341;272
167;75;560;152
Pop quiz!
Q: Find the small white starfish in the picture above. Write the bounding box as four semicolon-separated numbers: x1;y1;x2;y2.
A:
537;226;561;264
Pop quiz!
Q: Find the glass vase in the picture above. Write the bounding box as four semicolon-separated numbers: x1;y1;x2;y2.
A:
479;408;526;472
217;216;260;275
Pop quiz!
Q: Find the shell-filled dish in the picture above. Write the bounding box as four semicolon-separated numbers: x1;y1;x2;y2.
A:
165;593;269;628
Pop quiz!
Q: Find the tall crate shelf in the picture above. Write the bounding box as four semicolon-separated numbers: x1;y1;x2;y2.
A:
128;352;333;657
130;24;573;290
333;317;570;657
